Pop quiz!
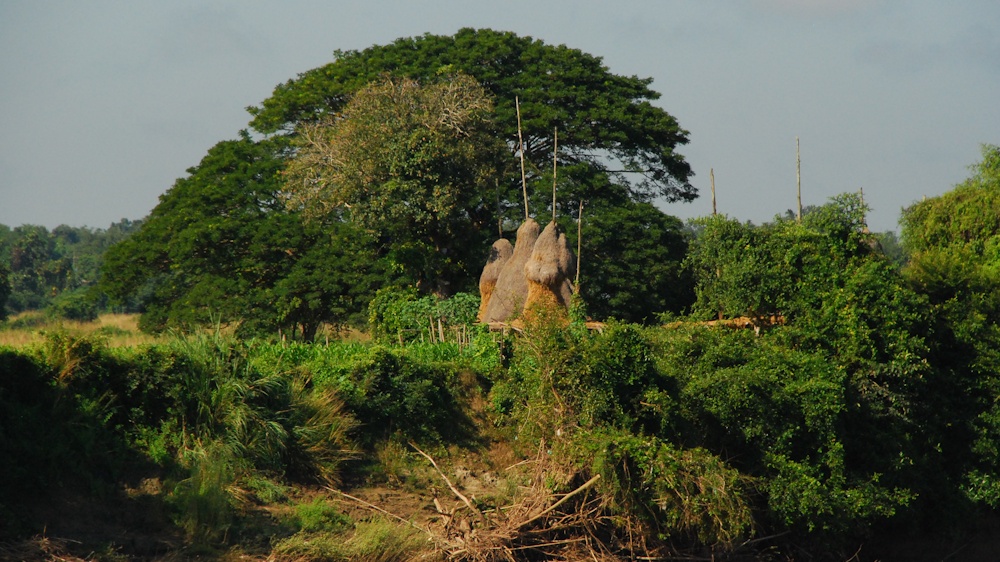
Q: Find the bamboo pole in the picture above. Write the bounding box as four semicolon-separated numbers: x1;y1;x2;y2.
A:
710;168;717;216
496;178;503;239
576;199;583;288
552;127;558;222
516;97;529;220
859;186;869;233
796;137;802;223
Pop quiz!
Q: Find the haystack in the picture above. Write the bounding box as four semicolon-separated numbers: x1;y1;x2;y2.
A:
522;221;576;323
477;238;513;322
483;218;541;323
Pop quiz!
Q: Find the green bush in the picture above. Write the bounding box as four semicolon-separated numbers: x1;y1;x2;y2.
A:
46;287;99;321
581;429;753;547
368;286;479;344
169;441;238;545
337;346;470;445
293;497;351;532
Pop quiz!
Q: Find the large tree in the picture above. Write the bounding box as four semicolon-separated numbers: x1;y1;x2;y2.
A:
104;29;697;330
572;202;694;323
899;144;1000;510
283;74;507;294
254;28;695;312
100;133;388;339
249;28;694;221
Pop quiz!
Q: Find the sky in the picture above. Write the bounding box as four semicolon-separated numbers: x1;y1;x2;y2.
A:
2;1;998;234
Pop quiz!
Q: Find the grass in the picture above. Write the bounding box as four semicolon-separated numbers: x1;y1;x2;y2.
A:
0;311;164;348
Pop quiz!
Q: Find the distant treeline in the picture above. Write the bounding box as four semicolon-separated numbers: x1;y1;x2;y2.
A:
0;219;142;321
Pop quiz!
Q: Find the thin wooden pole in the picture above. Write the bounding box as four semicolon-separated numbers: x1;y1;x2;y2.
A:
710;168;717;216
859;187;869;233
496;178;503;239
576;199;583;288
552;127;558;222
516;97;529;220
796;137;802;223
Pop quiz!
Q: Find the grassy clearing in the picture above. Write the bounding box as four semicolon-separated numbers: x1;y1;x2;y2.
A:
0;311;164;348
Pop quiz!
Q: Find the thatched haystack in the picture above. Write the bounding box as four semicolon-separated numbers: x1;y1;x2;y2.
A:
477;238;513;322
483;218;540;323
523;221;576;323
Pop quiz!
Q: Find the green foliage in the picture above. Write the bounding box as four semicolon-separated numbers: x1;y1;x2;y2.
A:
0;348;95;505
248;338;475;447
284;379;358;485
250;28;693;208
368;286;479;344
687;193;884;322
272;517;432;562
0;330;365;545
650;326;918;538
574;202;694;323
685;215;789;320
898;144;1000;516
292;498;351;533
901;143;1000;256
97;28;700;330
100;134;389;339
581;429;753;547
0;254;9;321
0;220;140;316
46;287;99;321
284;74;506;293
169;441;238;545
339;346;470;445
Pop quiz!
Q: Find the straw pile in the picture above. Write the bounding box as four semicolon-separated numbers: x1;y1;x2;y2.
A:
482;219;540;323
522;221;576;323
476;238;513;322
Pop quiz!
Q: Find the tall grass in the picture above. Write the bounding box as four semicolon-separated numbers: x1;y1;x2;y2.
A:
272;517;437;561
0;311;163;348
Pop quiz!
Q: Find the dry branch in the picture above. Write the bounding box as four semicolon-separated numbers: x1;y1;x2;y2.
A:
411;442;485;524
325;486;432;535
518;474;601;530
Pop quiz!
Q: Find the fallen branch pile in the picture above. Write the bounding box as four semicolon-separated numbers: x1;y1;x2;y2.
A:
334;443;664;561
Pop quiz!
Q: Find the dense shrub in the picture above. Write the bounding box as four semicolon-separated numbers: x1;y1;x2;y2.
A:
368;286;479;344
338;346;470;445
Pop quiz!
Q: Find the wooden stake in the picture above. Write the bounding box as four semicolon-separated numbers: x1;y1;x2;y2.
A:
710;168;717;216
496;177;503;239
516;97;529;220
552;127;558;222
859;187;869;233
796;137;802;223
576;199;583;288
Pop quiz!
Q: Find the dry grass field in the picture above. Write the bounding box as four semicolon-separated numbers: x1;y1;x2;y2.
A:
0;311;164;348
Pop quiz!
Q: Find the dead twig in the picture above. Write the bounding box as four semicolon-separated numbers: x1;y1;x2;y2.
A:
410;442;486;524
518;474;601;530
325;486;432;535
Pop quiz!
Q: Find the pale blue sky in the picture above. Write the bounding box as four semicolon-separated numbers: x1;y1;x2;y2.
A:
2;1;998;232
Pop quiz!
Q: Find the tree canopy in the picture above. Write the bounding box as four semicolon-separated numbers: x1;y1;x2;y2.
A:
249;28;694;219
100;134;389;340
573;201;694;323
100;28;699;332
283;74;507;294
898;145;1000;509
0;220;140;320
901;143;1000;259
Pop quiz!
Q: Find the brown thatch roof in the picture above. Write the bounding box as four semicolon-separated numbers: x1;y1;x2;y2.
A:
523;221;575;322
477;238;513;322
482;218;541;323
